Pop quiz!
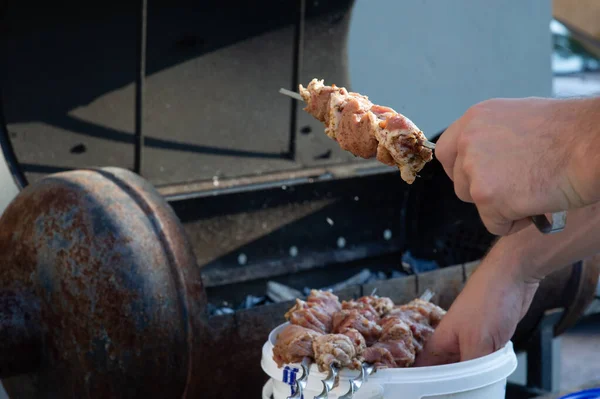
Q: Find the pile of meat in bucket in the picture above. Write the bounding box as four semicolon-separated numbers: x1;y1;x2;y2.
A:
272;289;446;372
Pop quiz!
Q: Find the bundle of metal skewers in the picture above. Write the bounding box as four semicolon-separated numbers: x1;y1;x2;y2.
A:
288;358;375;399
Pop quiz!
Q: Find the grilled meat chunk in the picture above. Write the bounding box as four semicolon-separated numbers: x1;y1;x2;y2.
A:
363;315;416;368
285;289;342;334
391;298;446;328
273;324;322;367
299;79;433;184
364;339;415;368
312;333;363;372
332;309;382;345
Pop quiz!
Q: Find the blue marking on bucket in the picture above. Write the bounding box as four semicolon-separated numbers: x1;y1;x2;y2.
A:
282;367;303;398
559;388;600;399
282;366;289;384
282;366;299;385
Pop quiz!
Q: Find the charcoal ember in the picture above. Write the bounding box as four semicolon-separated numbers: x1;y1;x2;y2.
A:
303;269;379;295
401;251;439;274
208;302;235;316
206;257;430;318
391;270;409;278
208;296;270;316
207;303;217;315
214;308;235;315
325;269;373;291
208;301;236;316
368;271;388;282
238;295;269;310
267;281;303;303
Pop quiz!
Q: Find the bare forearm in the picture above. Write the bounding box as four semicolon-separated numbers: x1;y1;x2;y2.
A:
570;96;600;206
488;203;600;281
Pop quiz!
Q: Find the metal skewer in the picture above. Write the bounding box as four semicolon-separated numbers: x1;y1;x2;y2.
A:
313;361;376;399
338;362;375;399
421;140;436;149
278;88;437;150
420;289;435;302
279;88;304;102
288;380;303;399
298;357;311;391
314;363;339;399
288;357;311;399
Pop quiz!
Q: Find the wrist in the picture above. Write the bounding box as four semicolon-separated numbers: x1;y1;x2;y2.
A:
482;230;546;284
568;97;600;207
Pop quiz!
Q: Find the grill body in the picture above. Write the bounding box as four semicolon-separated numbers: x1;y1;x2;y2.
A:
0;167;596;399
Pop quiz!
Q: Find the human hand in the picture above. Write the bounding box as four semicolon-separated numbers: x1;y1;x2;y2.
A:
414;246;539;366
415;200;600;366
435;97;600;235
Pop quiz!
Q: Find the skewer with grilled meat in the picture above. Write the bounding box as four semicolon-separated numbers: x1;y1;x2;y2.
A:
341;327;367;355
285;289;342;334
363;315;416;368
387;298;446;353
332;309;382;345
341;300;379;321
298;79;433;184
342;295;394;318
312;329;366;372
306;289;342;313
381;313;433;354
273;324;322;367
390;298;446;328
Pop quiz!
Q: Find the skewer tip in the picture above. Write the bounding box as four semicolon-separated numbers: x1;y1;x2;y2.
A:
420;289;435;302
279;88;305;102
422;140;436;150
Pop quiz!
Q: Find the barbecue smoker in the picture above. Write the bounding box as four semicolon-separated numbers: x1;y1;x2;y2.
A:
0;1;597;399
1;165;599;399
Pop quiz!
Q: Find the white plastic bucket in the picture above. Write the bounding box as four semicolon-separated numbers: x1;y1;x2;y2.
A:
261;322;518;399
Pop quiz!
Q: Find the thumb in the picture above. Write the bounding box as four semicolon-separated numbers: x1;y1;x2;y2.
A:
413;328;459;367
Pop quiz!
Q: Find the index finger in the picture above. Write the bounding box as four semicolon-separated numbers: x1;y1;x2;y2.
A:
435;120;461;182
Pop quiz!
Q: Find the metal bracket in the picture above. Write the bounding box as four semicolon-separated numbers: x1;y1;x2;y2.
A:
531;211;567;234
507;308;565;398
526;308;564;392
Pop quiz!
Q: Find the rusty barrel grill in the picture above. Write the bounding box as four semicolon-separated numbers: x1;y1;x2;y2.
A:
0;165;597;398
0;0;594;397
0;168;208;398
